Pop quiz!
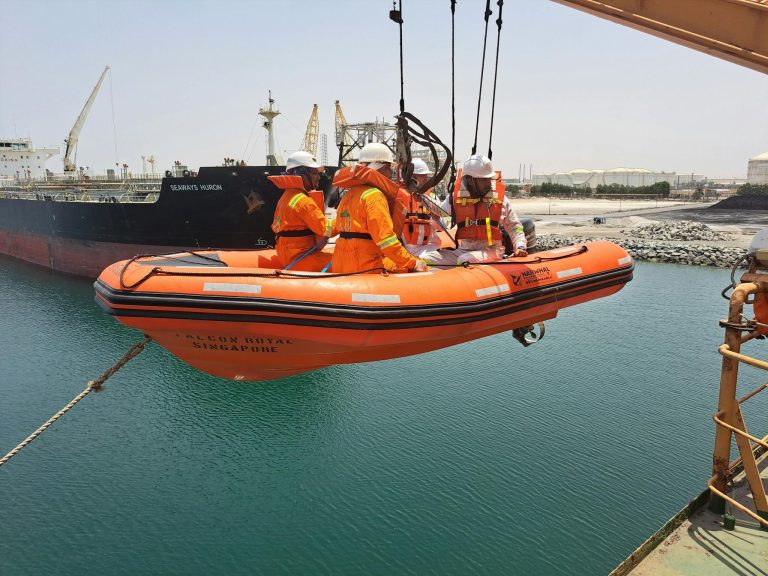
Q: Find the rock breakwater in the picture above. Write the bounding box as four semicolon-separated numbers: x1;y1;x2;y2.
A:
536;221;745;268
621;220;732;242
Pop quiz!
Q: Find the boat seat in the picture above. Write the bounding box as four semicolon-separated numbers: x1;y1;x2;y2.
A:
135;253;228;267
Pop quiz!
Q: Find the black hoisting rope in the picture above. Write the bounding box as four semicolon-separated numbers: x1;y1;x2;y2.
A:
472;0;493;156
390;1;413;186
446;0;458;198
487;0;504;161
391;0;406;115
389;0;453;198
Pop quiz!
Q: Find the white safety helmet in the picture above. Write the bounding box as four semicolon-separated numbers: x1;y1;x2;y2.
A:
359;142;395;164
411;158;433;175
286;150;322;171
463;154;496;179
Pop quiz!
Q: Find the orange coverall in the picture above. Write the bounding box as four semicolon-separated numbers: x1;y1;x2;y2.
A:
330;165;418;274
269;175;334;271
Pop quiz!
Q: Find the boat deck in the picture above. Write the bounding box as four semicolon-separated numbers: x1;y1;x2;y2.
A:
612;450;768;575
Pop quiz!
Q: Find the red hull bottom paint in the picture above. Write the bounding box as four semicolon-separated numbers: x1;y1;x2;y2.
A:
0;230;189;278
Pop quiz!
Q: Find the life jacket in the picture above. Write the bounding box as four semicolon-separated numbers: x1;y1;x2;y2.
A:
452;169;505;246
393;189;432;246
268;175;327;238
330;165;416;274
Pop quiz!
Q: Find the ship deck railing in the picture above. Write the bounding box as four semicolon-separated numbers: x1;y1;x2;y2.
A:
0;173;165;203
0;173;163;186
709;270;768;529
0;188;160;203
611;267;768;575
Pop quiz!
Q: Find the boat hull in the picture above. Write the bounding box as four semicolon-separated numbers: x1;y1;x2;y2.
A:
0;166;309;275
0;166;537;277
94;241;634;381
0;229;191;277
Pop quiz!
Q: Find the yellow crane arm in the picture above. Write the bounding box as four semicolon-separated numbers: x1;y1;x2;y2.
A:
301;104;319;156
550;0;768;75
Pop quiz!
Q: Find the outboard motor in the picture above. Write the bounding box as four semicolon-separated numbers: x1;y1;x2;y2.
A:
502;217;537;255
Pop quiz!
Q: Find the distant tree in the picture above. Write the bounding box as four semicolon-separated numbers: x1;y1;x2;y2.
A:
530;182;590;197
595;181;670;197
649;181;671;198
505;184;521;197
737;183;768;197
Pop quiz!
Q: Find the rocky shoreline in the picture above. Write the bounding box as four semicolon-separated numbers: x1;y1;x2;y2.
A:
536;221;747;268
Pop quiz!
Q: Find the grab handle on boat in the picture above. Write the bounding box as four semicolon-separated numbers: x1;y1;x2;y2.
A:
512;323;545;347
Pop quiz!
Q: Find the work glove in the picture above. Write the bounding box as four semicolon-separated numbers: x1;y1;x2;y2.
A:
412;259;429;272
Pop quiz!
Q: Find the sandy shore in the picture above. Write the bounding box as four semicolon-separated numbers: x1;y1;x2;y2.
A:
513;197;754;249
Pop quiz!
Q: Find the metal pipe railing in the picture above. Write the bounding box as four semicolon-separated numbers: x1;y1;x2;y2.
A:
709;278;768;528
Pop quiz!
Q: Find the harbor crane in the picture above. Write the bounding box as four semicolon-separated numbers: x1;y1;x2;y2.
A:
63;65;110;173
334;100;354;165
300;104;320;156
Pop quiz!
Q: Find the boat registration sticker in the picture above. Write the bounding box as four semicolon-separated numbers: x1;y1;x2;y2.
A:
203;282;262;294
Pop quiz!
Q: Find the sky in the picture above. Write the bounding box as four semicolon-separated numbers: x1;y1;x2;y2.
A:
1;0;766;179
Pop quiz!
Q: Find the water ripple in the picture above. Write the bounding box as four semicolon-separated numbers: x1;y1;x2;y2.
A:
1;257;765;575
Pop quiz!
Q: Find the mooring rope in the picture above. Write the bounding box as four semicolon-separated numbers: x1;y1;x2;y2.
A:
0;335;152;468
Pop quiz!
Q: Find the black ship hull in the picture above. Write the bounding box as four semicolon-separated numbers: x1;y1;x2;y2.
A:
0;165;536;277
0;166;314;277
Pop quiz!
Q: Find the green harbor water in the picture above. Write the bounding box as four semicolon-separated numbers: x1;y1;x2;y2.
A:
1;255;765;575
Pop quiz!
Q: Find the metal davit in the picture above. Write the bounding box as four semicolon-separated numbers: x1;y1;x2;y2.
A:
709;253;768;529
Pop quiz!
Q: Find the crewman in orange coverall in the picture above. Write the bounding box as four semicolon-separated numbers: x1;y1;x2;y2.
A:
269;151;334;271
331;143;428;274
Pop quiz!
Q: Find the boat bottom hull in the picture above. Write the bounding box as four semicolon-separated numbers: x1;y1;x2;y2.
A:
119;310;560;381
0;230;189;277
112;280;624;381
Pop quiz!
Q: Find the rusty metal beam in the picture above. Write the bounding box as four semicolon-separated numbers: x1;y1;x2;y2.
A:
551;0;768;75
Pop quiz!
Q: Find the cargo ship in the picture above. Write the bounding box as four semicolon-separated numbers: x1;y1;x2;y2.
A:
0;71;315;277
0;79;536;278
0;162;536;278
0;163;322;277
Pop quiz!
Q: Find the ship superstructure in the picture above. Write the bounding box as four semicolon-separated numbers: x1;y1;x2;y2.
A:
0;138;58;180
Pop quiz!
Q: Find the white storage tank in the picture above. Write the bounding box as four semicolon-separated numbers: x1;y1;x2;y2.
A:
747;152;768;184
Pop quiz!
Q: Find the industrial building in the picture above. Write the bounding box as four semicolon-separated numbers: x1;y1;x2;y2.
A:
532;168;676;189
747;152;768;184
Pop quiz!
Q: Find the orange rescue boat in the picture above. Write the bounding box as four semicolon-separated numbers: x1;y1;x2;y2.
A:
94;241;633;381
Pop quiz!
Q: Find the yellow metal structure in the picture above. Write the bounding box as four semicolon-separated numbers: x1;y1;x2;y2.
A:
709;262;768;529
334;100;352;149
551;0;768;75
334;100;356;166
300;104;319;156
